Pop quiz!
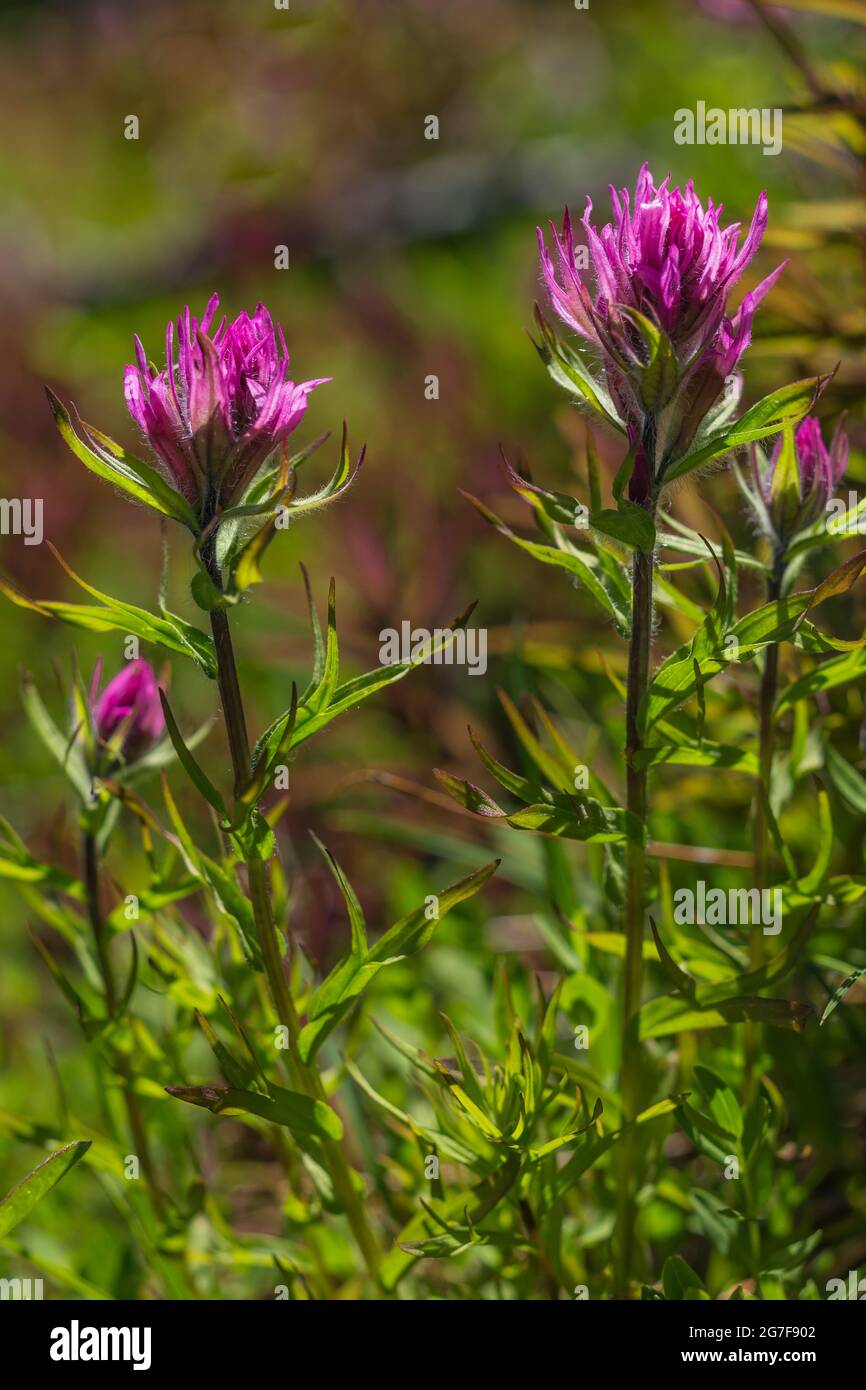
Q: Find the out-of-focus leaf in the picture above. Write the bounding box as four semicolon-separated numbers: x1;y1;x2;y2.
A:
641;993;812;1039
662;1254;709;1300
0;1141;91;1239
19;674;92;801
165;1083;343;1141
507;799;634;845
820;967;866;1026
297;858;498;1063
777;646;866;713
824;741;866;813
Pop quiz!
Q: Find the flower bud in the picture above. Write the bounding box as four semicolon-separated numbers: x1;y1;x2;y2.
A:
91;659;165;765
748;416;848;546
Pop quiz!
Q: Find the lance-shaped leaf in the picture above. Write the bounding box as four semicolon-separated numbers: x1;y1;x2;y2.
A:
46;388;199;532
467;726;546;804
535;1096;683;1213
165;1082;342;1141
30;931;95;1033
252;598;479;766
656;519;764;572
462;490;630;635
0;546;216;678
159;691;226;816
497;687;574;791
662;1255;708;1301
20;673;92;801
633;739;759;776
310;832;367;957
237;683;298;823
530;304;625;432
820;966;866;1025
507;796;637;845
823;741;866;814
798;790;833;894
694;903;820;1006
433;769;507;818
641;992;812;1039
303;580;339;716
0;1140;92;1239
381;1154;521;1290
663;373;830;484
778;644;866;714
161;775;262;970
499;446;586;529
297;858;499;1063
195;1011;260;1090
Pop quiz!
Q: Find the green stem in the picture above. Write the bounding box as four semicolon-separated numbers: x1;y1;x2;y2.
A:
614;537;655;1298
208;603;384;1286
82;829;165;1221
745;554;783;1101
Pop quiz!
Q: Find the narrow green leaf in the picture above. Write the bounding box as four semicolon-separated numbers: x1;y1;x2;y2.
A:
820;966;866;1025
0;1141;91;1239
46;388;199;532
159;692;226;816
664;375;826;484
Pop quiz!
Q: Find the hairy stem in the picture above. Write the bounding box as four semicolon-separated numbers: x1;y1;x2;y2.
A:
208;603;384;1285
614;538;655;1298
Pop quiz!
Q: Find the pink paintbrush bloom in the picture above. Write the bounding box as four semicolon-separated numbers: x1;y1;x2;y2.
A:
537;164;785;471
124;294;328;520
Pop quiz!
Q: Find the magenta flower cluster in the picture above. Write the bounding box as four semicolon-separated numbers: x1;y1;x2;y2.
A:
538;164;785;480
124;294;327;521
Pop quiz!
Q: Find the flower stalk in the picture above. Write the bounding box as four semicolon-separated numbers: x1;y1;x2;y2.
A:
744;552;783;1102
615;499;656;1298
204;550;384;1284
81;827;165;1222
